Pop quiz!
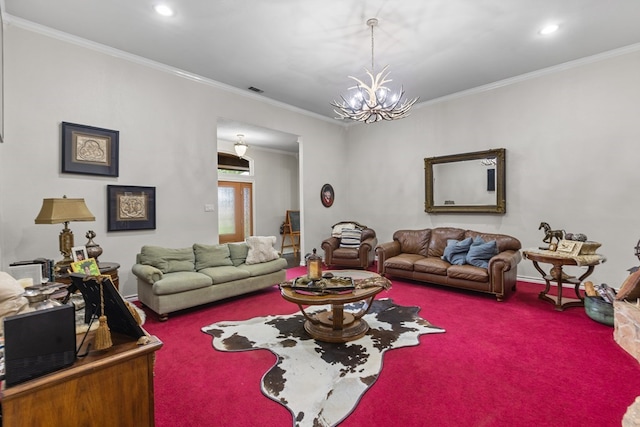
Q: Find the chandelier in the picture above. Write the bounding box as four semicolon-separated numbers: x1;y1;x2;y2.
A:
331;18;418;123
234;134;248;157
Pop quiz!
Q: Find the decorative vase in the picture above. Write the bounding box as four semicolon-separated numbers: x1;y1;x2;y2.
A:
85;230;103;262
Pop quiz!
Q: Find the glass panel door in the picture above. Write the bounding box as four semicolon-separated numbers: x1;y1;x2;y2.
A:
218;181;253;243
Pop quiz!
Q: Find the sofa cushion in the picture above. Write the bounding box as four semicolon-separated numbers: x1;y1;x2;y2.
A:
465;230;522;252
238;257;288;277
384;253;424;271
152;271;212;295
199;266;251;284
442;237;473;265
466;237;498;269
246;236;280;264
228;242;249;266
414;257;449;275
447;264;490;282
193;243;233;270
428;228;466;257
140;246;195;273
393;229;431;256
340;228;362;249
332;247;360;259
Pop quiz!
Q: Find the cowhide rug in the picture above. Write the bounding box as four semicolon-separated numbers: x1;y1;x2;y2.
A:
202;298;445;427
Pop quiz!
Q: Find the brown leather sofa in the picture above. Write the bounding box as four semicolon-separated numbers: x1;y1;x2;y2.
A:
321;221;377;269
376;227;522;301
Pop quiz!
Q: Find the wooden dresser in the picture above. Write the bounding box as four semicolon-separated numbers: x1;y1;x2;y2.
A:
1;331;162;427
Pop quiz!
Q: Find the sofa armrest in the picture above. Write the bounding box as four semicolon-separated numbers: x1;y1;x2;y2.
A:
361;236;377;251
375;241;401;275
321;237;340;251
321;237;340;265
132;263;163;284
359;236;378;258
488;250;522;274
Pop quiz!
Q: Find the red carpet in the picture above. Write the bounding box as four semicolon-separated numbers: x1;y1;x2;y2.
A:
142;266;640;426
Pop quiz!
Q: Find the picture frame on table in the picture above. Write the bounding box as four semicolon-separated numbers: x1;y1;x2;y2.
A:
107;185;156;231
556;239;583;257
61;122;119;176
71;246;88;262
70;258;100;275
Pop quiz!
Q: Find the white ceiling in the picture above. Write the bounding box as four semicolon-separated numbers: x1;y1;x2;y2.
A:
5;0;640;152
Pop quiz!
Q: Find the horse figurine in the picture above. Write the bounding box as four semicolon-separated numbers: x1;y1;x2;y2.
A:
538;222;564;245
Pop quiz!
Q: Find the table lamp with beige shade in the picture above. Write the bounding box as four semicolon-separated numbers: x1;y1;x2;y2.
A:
34;196;95;272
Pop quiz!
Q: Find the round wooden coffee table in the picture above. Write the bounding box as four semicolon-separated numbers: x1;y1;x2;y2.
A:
280;270;386;343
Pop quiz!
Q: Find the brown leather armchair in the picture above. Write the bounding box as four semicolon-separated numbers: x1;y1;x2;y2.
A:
321;221;377;269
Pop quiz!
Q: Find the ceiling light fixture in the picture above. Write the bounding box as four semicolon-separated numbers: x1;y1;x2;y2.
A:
234;134;248;157
539;24;559;35
331;18;418;124
154;5;175;17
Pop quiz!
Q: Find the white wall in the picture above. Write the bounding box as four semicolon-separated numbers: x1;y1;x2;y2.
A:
3;23;639;298
346;48;640;287
0;26;346;297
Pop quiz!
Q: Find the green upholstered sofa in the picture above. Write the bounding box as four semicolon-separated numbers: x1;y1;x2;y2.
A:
132;240;287;321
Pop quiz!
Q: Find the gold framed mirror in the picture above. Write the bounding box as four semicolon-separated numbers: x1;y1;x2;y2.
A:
424;148;506;214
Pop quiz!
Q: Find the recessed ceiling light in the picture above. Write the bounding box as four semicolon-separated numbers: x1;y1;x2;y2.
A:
539;24;559;35
154;5;175;17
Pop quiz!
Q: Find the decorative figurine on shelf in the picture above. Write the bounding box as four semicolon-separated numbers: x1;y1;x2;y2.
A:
564;232;588;242
85;230;103;263
538;222;565;249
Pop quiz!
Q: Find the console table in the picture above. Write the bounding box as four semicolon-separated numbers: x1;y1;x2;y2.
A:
1;331;162;427
523;250;605;311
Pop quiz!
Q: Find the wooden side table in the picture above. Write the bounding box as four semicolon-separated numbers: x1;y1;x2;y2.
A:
55;262;120;290
523;250;604;311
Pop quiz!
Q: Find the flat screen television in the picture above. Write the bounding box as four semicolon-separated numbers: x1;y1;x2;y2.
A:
3;304;76;387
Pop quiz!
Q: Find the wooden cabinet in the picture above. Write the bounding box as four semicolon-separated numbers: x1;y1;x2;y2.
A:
1;332;162;427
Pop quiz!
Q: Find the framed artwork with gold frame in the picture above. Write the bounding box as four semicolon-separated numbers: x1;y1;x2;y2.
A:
61;122;119;176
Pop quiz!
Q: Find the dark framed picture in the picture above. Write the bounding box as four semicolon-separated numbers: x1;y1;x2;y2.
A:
62;122;119;176
107;185;156;231
321;183;334;208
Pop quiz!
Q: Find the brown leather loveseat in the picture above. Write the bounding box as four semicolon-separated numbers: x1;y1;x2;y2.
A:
376;227;522;301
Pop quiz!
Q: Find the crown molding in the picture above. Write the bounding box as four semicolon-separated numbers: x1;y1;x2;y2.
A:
7;14;640;125
414;42;640;110
5;14;342;127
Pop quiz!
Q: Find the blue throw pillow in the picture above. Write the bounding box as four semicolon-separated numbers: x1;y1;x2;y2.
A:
442;237;473;265
466;237;498;269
